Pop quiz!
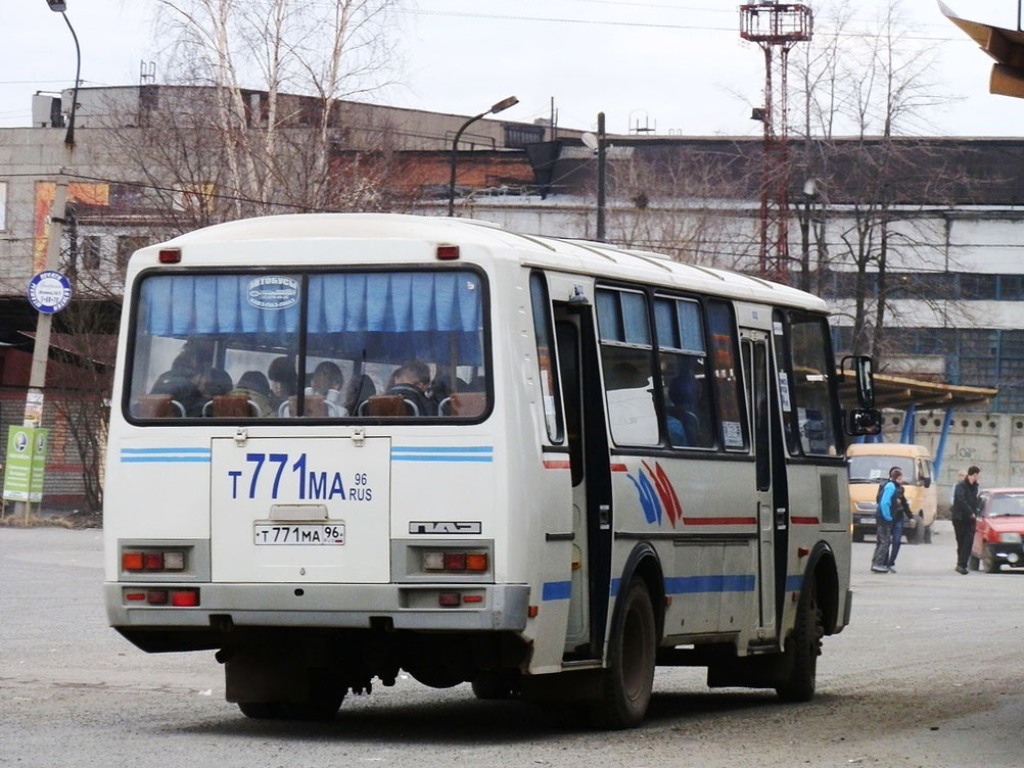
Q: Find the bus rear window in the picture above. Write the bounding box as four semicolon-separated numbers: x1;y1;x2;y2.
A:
126;269;488;421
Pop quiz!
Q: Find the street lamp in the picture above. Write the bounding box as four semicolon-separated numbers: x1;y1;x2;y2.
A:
46;0;80;147
11;0;79;519
447;95;518;217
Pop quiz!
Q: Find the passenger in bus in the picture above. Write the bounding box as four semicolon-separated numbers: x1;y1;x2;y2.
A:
344;374;377;415
229;370;273;417
267;356;298;410
307;361;348;416
427;372;451;414
665;374;703;447
150;348;203;417
387;360;436;416
193;367;234;416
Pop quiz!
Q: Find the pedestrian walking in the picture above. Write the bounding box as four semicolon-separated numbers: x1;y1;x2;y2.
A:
951;465;981;574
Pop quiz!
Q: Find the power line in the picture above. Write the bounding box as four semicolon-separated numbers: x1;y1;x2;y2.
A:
406;6;969;44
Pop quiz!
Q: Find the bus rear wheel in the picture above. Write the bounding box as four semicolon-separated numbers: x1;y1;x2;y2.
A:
588;578;656;729
775;578;822;703
471;670;520;700
237;678;344;721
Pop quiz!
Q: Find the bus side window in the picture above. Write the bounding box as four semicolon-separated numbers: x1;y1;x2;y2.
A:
706;301;748;451
777;310;839;456
654;296;714;448
529;272;564;442
597;287;658;446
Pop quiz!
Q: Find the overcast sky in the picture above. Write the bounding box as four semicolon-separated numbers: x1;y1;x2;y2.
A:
2;0;1022;137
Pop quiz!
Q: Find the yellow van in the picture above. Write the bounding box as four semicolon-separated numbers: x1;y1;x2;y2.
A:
847;443;938;544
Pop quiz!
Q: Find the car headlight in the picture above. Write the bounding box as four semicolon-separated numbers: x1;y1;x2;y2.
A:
998;532;1023;544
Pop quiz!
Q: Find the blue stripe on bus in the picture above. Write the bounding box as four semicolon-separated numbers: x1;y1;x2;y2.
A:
663;575;757;594
120;447;211;464
532;573;801;604
542;581;573;601
391;446;493;463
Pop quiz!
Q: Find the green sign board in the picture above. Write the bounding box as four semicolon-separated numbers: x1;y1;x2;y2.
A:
2;426;49;503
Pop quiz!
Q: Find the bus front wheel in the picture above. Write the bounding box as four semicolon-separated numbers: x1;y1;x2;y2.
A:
588;578;656;729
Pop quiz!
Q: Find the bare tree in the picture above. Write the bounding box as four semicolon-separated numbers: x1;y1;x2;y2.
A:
606;148;762;270
789;0;966;366
142;0;403;217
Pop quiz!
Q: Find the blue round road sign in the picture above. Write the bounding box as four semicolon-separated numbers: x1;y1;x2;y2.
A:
27;270;72;314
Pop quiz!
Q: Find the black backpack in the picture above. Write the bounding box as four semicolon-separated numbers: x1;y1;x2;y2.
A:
876;480;910;518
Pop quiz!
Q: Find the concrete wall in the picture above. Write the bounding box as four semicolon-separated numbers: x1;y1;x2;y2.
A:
877;408;1024;511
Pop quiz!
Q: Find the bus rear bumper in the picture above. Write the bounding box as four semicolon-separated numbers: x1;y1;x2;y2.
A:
105;582;531;638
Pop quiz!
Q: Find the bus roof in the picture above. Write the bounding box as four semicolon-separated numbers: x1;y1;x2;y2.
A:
151;213;826;312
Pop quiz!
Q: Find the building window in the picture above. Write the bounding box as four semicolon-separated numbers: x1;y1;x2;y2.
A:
0;180;7;231
82;236;101;270
117;236;150;270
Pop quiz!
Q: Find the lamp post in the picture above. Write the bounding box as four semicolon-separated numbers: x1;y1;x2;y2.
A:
29;0;79;409
11;1;79;518
798;178;827;295
447;95;518;217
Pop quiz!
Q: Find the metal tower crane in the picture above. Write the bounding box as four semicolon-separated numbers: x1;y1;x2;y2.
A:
740;2;812;284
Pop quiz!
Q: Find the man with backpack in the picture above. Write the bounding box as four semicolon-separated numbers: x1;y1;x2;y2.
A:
871;467;904;573
886;474;913;573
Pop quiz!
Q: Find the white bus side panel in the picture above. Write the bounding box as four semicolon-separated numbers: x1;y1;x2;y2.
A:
104;437;216;579
611;455;760;643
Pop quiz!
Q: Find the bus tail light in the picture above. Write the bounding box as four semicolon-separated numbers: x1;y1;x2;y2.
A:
122;548;187;573
436;244;460;260
437;592;484;608
124;589;200;607
170;589;200;607
422;549;489;573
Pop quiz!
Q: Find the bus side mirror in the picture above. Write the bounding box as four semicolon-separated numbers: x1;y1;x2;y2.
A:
842;355;876;409
845;408;882;436
922;476;932;489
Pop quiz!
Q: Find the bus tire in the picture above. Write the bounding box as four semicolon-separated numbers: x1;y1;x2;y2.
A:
588;578;656;730
238;701;281;719
471;671;519;700
775;578;822;703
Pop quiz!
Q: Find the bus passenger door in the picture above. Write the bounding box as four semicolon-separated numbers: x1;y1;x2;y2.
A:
554;303;613;660
742;331;789;637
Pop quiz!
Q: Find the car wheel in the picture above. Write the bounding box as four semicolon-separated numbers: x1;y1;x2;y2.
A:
923;523;933;544
908;513;925;544
983;546;1003;573
852;529;865;543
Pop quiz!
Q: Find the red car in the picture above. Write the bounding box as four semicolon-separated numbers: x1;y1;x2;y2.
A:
970;488;1024;573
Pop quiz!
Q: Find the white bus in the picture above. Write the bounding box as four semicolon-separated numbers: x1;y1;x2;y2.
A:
104;214;878;728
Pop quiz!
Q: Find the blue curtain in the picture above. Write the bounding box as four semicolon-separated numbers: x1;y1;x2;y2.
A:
139;271;484;363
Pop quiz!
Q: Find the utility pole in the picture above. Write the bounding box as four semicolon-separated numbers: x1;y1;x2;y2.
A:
7;1;79;520
740;3;812;284
597;112;607;242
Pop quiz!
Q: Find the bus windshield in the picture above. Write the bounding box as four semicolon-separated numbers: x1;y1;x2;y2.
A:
126;268;488;420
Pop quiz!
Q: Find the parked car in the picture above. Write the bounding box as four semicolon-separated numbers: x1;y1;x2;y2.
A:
969;488;1024;573
847;443;937;544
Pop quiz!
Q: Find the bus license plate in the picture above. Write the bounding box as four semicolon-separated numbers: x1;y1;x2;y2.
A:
254;523;346;545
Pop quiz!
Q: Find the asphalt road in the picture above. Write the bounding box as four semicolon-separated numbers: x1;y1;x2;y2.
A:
1;522;1022;768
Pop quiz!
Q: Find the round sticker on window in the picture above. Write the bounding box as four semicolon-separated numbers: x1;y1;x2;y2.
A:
248;276;299;310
